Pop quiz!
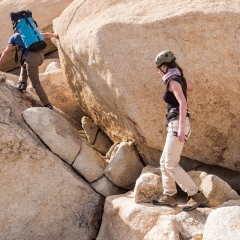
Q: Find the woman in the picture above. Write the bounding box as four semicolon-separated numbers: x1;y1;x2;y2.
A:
152;50;208;211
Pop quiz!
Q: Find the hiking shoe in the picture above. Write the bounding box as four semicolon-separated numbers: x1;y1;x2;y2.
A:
17;82;27;91
153;194;178;207
181;191;209;211
44;103;53;110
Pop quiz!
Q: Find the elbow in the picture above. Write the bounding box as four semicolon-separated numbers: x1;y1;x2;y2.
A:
187;85;194;91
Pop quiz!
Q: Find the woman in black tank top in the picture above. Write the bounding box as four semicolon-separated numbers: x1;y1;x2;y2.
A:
152;50;209;211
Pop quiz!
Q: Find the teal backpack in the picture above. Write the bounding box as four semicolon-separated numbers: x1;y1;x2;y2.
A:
10;10;46;51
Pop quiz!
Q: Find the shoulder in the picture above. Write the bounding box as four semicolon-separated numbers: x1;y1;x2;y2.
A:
8;34;15;45
8;33;20;43
166;75;182;87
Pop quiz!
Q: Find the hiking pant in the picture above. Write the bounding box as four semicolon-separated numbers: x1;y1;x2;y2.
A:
18;51;49;106
160;117;198;197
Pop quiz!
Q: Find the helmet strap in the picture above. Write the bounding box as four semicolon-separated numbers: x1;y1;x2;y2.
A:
159;67;168;75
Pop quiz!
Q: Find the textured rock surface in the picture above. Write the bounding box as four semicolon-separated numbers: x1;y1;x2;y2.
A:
73;140;106;183
104;141;144;189
134;166;162;203
54;0;240;170
82;116;99;144
0;71;6;82
97;191;181;240
29;60;85;123
0;82;104;240
23;107;82;164
145;208;212;240
0;0;74;71
203;206;240;240
91;176;127;197
188;171;240;207
93;130;113;155
38;58;60;73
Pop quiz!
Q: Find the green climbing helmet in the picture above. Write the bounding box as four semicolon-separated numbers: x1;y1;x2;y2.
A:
155;50;176;68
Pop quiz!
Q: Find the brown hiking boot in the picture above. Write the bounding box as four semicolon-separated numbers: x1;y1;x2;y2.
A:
181;191;209;211
153;194;178;207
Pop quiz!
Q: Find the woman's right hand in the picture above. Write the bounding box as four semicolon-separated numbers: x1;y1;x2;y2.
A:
177;127;186;142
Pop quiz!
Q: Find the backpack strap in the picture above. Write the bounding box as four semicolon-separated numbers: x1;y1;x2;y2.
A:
14;46;19;63
20;49;26;66
14;46;26;66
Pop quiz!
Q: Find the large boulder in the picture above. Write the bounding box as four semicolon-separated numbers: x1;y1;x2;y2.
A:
53;0;240;170
0;0;74;71
97;191;181;240
104;141;144;189
144;208;212;240
203;206;240;240
0;82;104;239
188;171;240;207
134;166;162;203
23;107;82;165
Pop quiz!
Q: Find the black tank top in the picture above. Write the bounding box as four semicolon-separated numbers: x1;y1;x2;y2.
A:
163;75;187;122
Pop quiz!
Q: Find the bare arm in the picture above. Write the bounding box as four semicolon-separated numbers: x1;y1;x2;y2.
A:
41;32;59;39
0;44;14;68
169;80;188;142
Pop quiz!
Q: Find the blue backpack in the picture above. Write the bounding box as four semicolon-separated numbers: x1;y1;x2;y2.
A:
10;10;46;52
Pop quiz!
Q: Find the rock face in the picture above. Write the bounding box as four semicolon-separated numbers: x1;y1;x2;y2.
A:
134;166;162;203
82;116;113;155
144;208;213;240
23;107;82;165
98;167;240;239
54;0;240;170
72;140;106;182
29;60;85;123
203;206;240;240
0;0;74;72
0;71;6;82
97;191;182;240
0;82;104;240
82;116;99;144
188;171;240;207
104;141;144;189
91;176;127;197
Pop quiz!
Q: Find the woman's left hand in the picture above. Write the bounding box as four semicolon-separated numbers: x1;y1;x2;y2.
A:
177;128;185;142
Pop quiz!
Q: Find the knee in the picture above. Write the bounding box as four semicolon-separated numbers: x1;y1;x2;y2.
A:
165;162;181;175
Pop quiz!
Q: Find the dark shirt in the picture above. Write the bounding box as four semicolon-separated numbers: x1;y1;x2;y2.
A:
8;33;29;58
163;75;187;122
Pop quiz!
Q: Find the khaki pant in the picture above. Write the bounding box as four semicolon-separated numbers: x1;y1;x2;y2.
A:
18;51;49;105
160;117;198;196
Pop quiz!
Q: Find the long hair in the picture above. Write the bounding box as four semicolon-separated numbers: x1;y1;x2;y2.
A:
162;60;187;93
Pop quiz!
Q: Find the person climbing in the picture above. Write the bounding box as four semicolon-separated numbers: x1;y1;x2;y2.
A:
152;50;209;211
0;30;59;110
